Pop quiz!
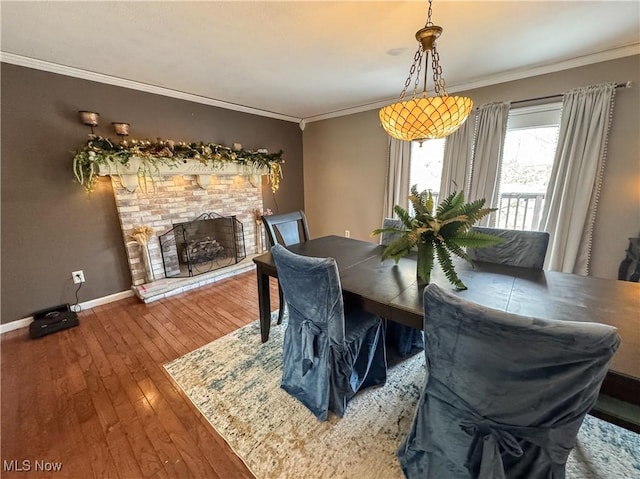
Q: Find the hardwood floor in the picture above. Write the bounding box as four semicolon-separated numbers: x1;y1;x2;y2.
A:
1;272;281;479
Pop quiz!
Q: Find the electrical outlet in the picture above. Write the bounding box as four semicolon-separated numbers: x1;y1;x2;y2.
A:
345;230;350;238
72;270;85;284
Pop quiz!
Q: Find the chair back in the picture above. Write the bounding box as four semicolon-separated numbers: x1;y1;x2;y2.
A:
399;283;620;478
467;226;550;269
271;245;345;344
380;218;404;246
262;210;310;247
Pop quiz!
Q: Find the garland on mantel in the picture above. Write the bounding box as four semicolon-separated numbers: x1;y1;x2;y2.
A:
72;135;284;193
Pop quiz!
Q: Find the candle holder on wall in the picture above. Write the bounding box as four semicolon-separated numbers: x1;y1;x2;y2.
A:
112;122;130;138
78;111;99;134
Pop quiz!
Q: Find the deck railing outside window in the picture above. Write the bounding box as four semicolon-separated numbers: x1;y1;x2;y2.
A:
496;192;545;231
422;191;543;231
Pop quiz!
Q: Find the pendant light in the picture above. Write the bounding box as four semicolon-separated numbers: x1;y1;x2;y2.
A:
379;0;473;143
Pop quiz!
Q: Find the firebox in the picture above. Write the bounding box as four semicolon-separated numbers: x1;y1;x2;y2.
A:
159;212;246;278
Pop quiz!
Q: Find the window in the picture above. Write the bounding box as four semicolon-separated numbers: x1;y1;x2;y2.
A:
409;139;446;206
406;103;561;230
496;103;561;231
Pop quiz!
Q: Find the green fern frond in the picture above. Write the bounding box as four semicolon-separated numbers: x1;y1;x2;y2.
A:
381;236;415;263
417;242;434;285
452;231;505;248
438;214;470;227
468;207;498;223
393;205;414;230
435;243;467;290
371;225;407;237
437;221;467;239
458;199;496;224
442;239;470;261
436;191;465;219
425;190;434;216
409;190;428;218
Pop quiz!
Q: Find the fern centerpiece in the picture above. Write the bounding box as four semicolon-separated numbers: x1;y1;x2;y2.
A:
372;186;503;290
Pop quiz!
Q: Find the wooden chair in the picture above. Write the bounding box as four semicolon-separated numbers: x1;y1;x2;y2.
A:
262;210;310;324
262;210;310;248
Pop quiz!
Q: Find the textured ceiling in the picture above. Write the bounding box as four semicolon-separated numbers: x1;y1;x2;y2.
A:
1;1;639;122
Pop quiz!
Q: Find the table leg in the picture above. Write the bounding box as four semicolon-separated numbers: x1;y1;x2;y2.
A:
256;266;272;342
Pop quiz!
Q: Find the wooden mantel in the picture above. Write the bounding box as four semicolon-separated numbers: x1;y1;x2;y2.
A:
97;157;270;191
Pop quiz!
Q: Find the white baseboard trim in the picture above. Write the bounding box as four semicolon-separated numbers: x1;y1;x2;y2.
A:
0;317;33;335
1;290;135;335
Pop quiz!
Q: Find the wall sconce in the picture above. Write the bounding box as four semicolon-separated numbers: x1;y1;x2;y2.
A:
78;111;99;134
112;122;130;138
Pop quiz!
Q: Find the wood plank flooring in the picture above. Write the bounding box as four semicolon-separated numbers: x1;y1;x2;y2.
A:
1;272;280;479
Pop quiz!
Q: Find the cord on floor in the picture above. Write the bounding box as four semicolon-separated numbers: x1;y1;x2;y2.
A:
71;282;83;313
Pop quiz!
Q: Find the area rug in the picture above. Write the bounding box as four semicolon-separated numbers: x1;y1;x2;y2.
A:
164;314;640;479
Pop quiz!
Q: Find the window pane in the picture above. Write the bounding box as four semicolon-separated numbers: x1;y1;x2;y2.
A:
507;102;562;130
409;139;445;206
497;126;559;231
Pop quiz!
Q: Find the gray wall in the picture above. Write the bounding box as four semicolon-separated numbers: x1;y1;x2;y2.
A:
1;63;304;323
303;55;640;281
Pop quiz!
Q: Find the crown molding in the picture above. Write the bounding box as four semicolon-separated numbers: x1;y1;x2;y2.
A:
303;43;640;123
2;43;637;125
0;52;302;123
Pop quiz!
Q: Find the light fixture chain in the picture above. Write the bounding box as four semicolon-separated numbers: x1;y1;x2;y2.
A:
413;47;423;98
425;0;434;26
431;44;448;96
399;47;423;101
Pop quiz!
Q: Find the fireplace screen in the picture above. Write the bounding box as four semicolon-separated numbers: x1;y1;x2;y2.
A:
159;212;246;278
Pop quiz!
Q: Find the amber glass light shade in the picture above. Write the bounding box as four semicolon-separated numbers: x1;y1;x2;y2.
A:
379;95;473;141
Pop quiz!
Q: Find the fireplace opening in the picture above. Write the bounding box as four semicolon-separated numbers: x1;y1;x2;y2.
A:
159;212;246;278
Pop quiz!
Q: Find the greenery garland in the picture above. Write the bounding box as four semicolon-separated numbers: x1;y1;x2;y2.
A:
72;136;284;193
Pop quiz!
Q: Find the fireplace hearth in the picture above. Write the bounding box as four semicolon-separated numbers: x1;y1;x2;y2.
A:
159;212;246;278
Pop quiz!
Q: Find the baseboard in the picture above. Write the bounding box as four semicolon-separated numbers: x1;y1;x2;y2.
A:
0;290;135;335
0;317;33;335
591;394;640;433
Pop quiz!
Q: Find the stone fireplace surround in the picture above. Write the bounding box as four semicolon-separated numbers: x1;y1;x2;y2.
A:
109;173;264;302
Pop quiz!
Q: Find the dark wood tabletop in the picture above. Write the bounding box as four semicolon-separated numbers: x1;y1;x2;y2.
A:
253;235;640;406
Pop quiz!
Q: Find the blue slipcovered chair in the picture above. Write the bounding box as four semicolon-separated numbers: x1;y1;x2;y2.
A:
398;284;620;479
467;227;550;269
380;217;404;246
380;218;425;357
271;244;387;421
262;211;311;325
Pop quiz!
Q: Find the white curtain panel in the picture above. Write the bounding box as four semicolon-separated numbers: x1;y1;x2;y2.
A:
541;82;616;275
439;111;476;201
467;102;511;226
383;137;411;218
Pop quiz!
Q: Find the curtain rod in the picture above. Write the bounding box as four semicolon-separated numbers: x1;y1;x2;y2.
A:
508;81;633;107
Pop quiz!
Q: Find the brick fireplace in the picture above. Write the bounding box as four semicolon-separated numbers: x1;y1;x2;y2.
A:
109;173;264;297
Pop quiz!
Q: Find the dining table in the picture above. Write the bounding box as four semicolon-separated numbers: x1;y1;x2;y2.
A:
253;235;640;427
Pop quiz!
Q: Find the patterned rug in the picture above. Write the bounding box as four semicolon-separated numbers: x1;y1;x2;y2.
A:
164;314;640;479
